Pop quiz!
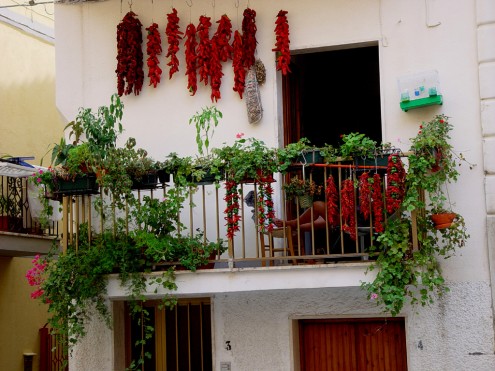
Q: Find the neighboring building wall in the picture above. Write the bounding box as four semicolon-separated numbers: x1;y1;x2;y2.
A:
477;0;495;326
0;4;61;371
54;0;495;370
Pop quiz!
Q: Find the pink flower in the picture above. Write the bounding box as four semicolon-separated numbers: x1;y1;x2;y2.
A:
236;132;245;139
30;289;44;299
37;178;42;183
370;292;379;301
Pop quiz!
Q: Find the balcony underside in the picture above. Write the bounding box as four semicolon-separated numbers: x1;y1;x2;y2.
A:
107;262;376;299
0;231;56;257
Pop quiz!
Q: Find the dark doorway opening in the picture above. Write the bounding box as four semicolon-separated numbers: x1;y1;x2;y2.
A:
283;44;382;148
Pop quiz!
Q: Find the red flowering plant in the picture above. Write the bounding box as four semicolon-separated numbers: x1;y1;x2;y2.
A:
25;254;49;301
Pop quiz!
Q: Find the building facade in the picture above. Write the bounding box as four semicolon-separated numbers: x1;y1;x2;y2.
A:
53;1;495;370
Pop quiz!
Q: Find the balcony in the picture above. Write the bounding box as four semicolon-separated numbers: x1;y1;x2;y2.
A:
0;161;58;257
57;159;416;273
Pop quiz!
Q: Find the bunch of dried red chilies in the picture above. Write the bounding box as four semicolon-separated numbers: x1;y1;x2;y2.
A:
273;10;291;75
116;11;144;96
146;22;162;88
165;8;183;79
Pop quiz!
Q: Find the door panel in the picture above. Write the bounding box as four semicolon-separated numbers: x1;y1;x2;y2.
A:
299;318;407;371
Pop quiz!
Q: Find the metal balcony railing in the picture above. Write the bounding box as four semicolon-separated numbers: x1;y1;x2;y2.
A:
0;175;59;237
58;158;418;269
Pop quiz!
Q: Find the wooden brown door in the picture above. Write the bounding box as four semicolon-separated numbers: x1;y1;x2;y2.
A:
299;318;407;371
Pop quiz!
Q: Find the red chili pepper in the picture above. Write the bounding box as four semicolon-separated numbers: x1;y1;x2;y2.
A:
325;175;339;227
341;179;356;240
197;15;212;86
371;174;384;233
214;14;233;62
359;172;371;220
184;23;198;95
272;10;291;75
232;30;246;99
116;11;144;96
165;8;183;79
257;174;275;233
385;154;406;214
224;180;240;238
242;8;257;69
209;40;223;102
146;22;162;88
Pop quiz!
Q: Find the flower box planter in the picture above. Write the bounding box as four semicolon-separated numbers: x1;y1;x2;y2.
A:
54;174;99;196
295;149;323;165
131;173;159;190
185;167;223;185
355;156;389;168
157;169;171;183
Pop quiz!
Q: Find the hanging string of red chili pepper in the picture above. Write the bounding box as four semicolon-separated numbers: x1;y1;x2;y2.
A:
341;178;357;240
325;175;339;227
232;30;246;99
214;14;233;62
242;8;257;69
257;173;275;233
272;10;291;75
197;15;212;86
209;40;223;102
146;22;162;88
165;8;183;79
116;11;144;96
209;14;232;102
385;154;406;214
224;179;240;239
359;172;371;220
184;23;198;95
371;173;385;233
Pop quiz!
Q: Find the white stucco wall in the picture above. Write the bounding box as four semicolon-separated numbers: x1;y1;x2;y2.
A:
55;0;489;287
53;0;494;369
72;280;495;371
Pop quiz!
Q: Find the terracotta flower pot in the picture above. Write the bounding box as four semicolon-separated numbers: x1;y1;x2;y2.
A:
431;212;457;229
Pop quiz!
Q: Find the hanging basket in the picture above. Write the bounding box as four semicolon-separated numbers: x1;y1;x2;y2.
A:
431;212;457;229
298;194;313;209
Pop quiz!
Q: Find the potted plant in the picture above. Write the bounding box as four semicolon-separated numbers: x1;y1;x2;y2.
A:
363;114;470;316
339;132;377;160
319;143;339;164
187;106;225;185
277;137;322;173
213;135;278;237
283;176;323;208
123;139;159;190
47;94;124;196
214;135;278;183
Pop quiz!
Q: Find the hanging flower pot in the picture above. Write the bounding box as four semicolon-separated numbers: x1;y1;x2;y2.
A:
298;194;313;209
431;212;457;229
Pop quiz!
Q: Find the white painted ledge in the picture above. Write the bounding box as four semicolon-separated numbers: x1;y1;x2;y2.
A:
106;263;375;300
